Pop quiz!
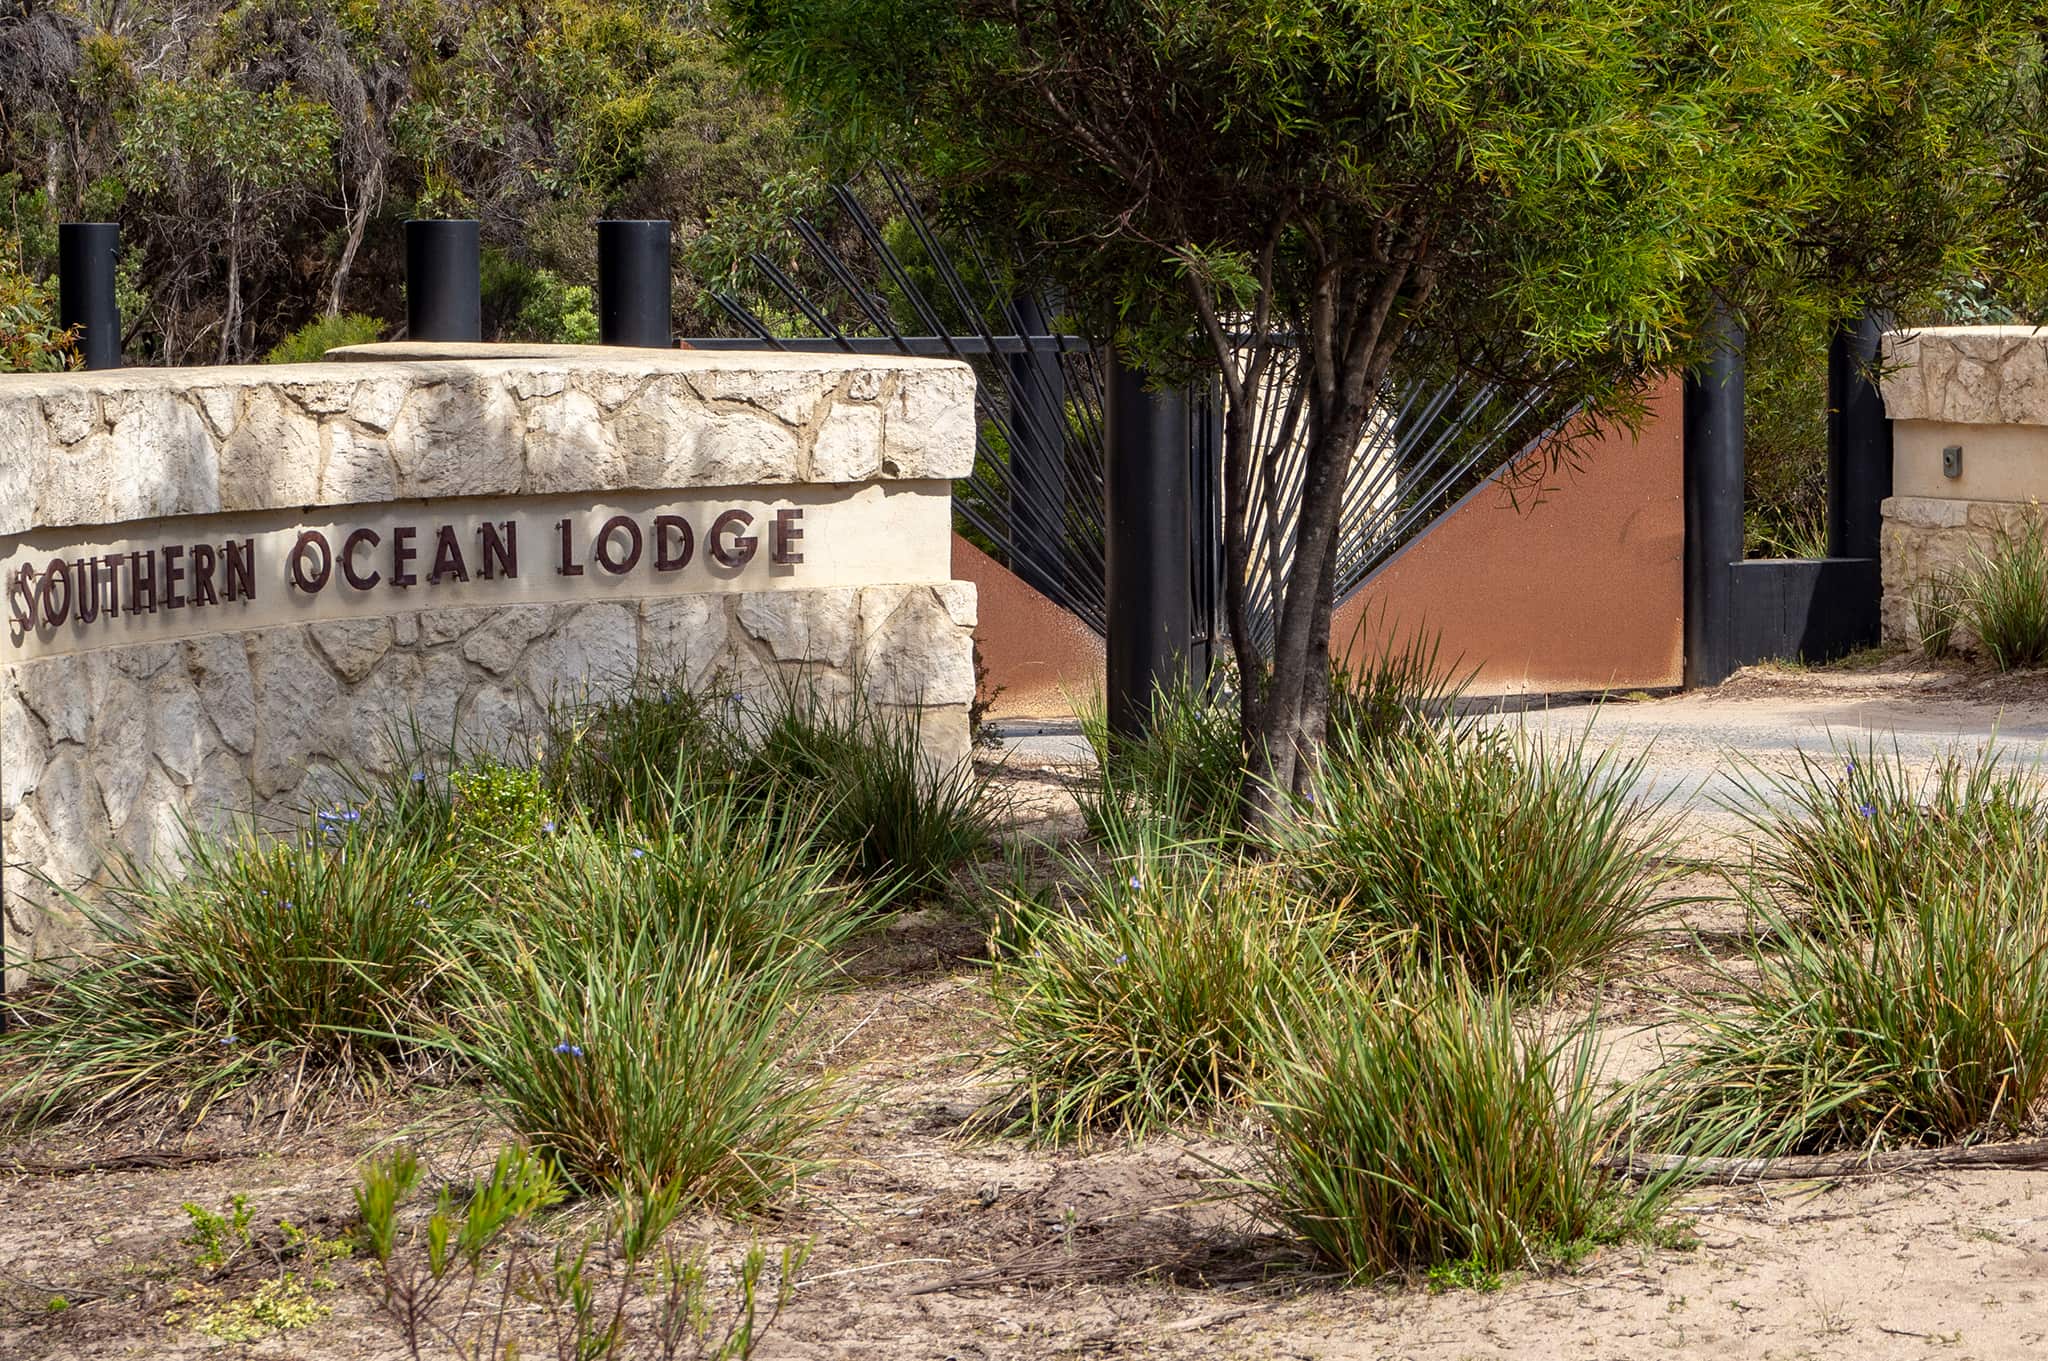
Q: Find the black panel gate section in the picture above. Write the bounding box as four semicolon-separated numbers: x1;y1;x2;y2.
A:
691;175;1582;684
1683;304;1891;685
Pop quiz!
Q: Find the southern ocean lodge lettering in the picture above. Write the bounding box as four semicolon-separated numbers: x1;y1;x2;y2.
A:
7;503;807;648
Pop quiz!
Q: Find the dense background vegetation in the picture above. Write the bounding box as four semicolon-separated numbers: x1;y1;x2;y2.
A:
0;0;809;365
5;1;2047;555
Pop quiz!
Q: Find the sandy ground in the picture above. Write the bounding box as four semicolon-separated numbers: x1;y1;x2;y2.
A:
8;658;2048;1360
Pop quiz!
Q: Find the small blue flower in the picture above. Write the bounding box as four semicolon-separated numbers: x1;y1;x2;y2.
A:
1128;876;1142;892
220;1034;237;1047
630;848;646;861
1857;804;1876;819
1113;953;1128;966
411;771;427;784
553;1041;585;1058
1846;759;1858;775
542;820;557;835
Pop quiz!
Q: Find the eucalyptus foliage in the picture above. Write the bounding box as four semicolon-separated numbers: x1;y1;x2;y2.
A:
723;0;2048;821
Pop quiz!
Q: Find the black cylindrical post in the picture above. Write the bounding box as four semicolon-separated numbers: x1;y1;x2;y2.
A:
1683;302;1746;688
1005;293;1069;598
597;220;672;348
404;220;482;342
58;222;121;370
1827;307;1894;561
1104;351;1192;739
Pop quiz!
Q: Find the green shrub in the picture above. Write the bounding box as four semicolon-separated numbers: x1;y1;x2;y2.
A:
1630;866;2048;1157
448;909;841;1205
0;229;75;373
1954;517;2048;670
264;312;385;363
1731;741;2048;932
1247;966;1656;1279
1;811;462;1126
1272;722;1673;993
982;821;1337;1141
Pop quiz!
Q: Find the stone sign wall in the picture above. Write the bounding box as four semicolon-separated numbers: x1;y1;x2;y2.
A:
0;346;978;984
1879;327;2048;645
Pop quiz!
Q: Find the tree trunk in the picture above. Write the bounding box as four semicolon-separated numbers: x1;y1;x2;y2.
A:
1240;414;1358;828
328;155;386;317
219;201;242;366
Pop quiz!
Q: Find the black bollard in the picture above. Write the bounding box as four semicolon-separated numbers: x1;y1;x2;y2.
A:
1104;351;1193;739
597;220;673;348
58;223;121;370
1682;302;1746;688
405;220;482;342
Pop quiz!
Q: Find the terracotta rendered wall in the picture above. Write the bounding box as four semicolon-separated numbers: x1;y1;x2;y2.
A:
958;374;1685;713
951;534;1104;720
1333;375;1684;694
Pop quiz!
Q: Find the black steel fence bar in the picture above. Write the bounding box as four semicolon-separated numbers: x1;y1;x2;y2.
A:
1105;353;1193;738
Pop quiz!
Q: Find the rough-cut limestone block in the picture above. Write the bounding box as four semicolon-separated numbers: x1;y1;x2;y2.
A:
1882;327;2048;427
1;346;979;987
0;347;976;536
1879;495;2048;648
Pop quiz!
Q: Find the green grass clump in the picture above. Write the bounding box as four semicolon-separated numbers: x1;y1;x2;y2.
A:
499;789;866;986
1247;966;1655;1279
1953;517;2048;670
448;908;841;1205
1630;866;2048;1158
981;820;1337;1142
735;685;997;905
543;673;995;906
1273;722;1672;993
1079;628;1465;842
542;676;737;824
263;311;384;363
1731;741;2048;931
1079;669;1246;840
1;810;462;1126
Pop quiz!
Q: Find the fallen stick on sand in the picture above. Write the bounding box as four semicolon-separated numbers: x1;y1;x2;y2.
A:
1608;1139;2048;1182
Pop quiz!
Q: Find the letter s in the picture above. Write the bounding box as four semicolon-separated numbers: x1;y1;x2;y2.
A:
8;563;36;645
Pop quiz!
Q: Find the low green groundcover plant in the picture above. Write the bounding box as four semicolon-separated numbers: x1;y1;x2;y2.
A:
1247;965;1662;1279
358;1146;806;1360
1630;859;2048;1158
1730;740;2048;932
1272;721;1674;993
0;808;462;1126
982;817;1339;1142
